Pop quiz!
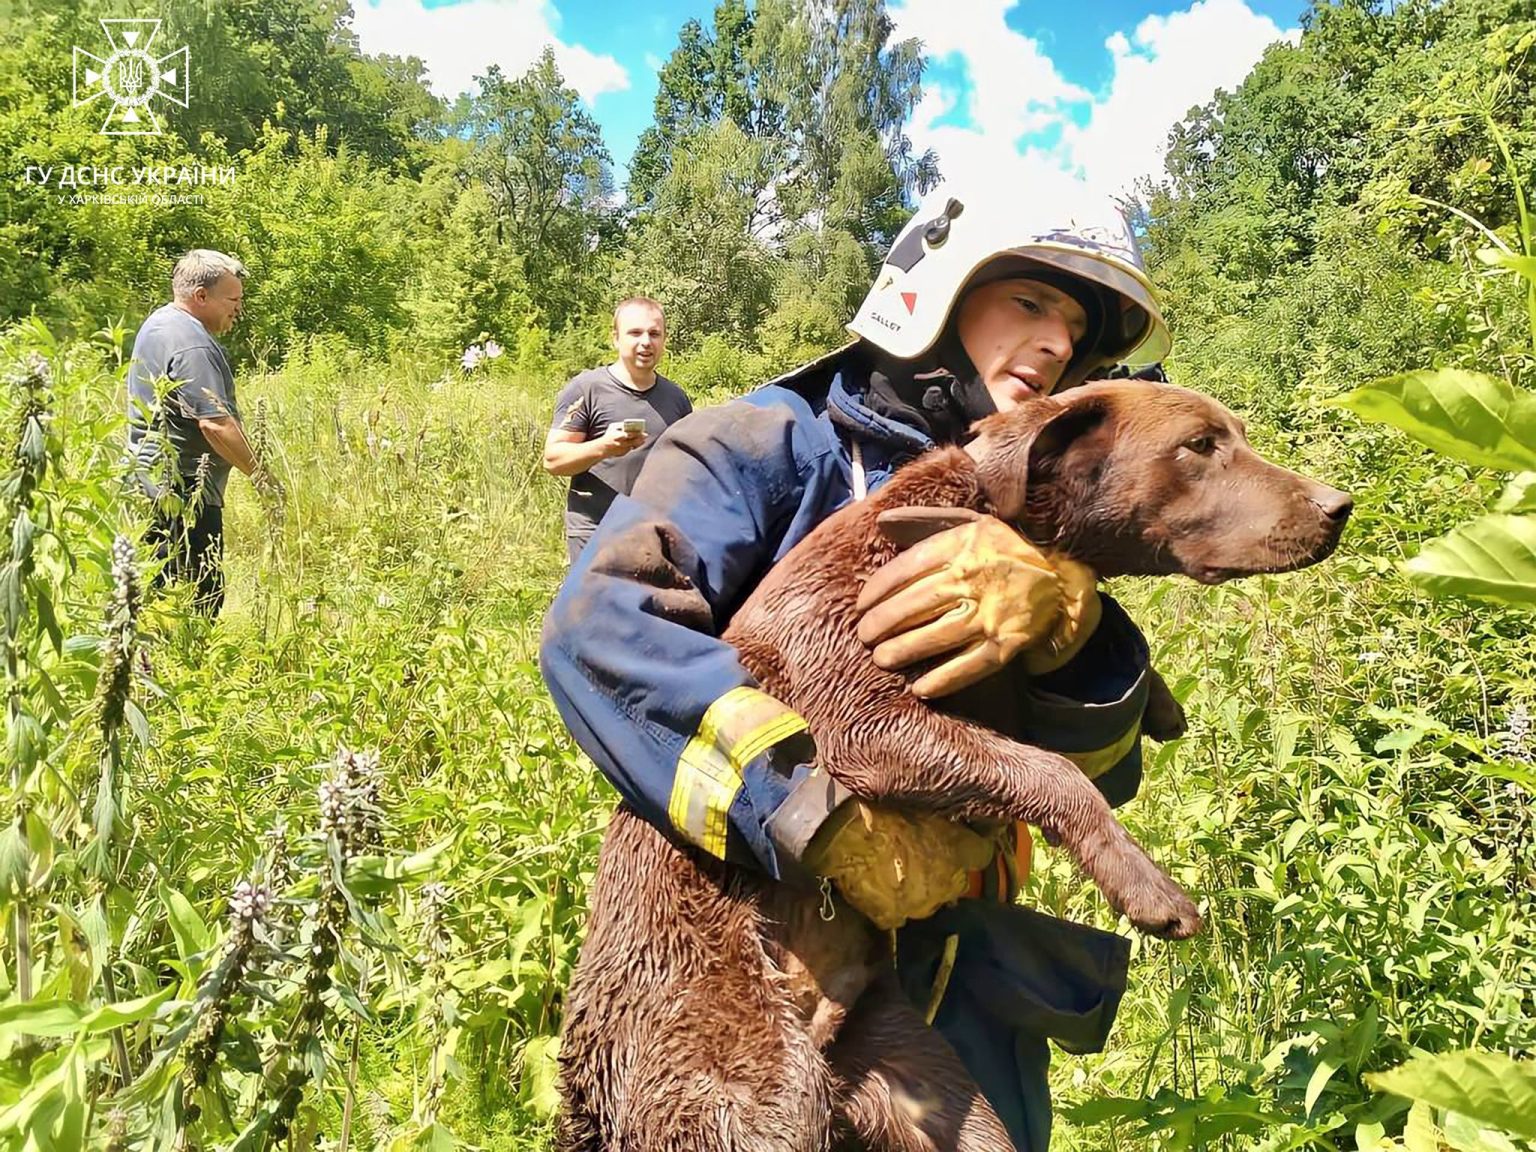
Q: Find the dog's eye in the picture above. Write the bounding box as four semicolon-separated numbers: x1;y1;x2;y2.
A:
1183;435;1217;455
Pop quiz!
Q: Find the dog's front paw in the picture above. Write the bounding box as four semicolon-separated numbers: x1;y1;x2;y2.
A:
1143;667;1187;742
1119;872;1202;939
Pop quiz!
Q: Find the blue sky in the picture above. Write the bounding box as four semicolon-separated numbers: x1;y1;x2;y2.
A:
354;0;1305;198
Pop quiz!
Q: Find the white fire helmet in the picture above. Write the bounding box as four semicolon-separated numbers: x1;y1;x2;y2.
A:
847;183;1172;389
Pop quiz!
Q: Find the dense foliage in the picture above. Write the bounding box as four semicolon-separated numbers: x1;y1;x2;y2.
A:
1;0;1534;1148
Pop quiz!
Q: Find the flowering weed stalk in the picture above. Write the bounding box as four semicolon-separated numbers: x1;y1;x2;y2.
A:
261;747;384;1147
1;351;54;1004
88;535;142;1084
90;536;140;871
178;877;272;1134
417;881;454;1127
248;397;286;535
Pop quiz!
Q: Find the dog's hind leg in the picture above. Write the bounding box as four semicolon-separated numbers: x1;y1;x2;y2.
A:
829;975;1013;1152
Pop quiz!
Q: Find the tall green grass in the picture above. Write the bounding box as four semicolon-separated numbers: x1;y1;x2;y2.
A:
1;318;1531;1149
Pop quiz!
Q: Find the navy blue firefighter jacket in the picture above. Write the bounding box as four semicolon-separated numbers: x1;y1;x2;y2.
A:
539;351;1152;883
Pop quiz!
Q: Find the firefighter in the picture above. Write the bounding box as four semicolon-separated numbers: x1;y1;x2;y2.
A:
540;181;1174;1150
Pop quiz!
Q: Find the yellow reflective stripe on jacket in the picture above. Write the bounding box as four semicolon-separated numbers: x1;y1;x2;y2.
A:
1063;720;1141;780
668;687;809;858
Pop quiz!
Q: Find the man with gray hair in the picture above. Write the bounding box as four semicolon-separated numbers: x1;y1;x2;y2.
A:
127;249;270;617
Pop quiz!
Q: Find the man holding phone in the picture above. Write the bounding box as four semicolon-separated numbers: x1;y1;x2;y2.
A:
542;297;692;562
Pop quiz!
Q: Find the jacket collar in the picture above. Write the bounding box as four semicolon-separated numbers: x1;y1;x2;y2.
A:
826;368;935;457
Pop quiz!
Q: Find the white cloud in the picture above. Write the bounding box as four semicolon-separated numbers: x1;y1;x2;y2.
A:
349;0;628;104
1063;0;1300;197
892;0;1089;144
910;114;1093;210
891;0;1296;201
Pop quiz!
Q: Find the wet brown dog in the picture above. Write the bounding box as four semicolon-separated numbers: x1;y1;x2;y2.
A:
556;380;1351;1152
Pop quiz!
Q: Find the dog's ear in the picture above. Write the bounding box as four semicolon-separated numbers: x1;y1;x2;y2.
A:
977;395;1112;522
1029;399;1111;477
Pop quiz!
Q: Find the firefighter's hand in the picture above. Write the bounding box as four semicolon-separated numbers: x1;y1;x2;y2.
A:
1020;553;1101;676
804;801;999;931
856;508;1100;697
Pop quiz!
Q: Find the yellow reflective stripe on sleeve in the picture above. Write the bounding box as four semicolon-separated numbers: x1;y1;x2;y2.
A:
668;687;810;859
732;711;809;772
1063;721;1141;780
670;740;738;858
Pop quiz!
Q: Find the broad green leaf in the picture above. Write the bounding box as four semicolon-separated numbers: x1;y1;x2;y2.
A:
124;699;151;750
157;882;212;962
1477;761;1536;792
1496;473;1536;514
1061;1096;1154;1123
509;896;549;975
1404;1102;1444;1152
1332;369;1536;472
1366;1051;1536;1138
1404;515;1536;606
31;585;61;656
0;998;86;1038
1354;1121;1387;1149
25;810;53;889
346;837;452;897
34;667;67;722
0;1037;97;1145
227;1104;277;1152
519;1033;562;1120
416;1120;459;1151
1306;1056;1341;1117
79;985;174;1032
0;823;27;901
1477;246;1536;285
55;1040;87;1150
390;1121;460;1152
1347;1004;1380;1076
1443;1110;1520;1152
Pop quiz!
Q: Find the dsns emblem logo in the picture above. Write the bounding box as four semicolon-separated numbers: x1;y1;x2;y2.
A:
73;19;189;136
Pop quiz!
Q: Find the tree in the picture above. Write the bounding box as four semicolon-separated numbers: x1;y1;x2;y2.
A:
631;0;937;252
457;48;614;329
216;126;411;359
399;146;535;357
619;120;776;349
160;0;445;170
751;0;938;248
620;0;937;358
628;0;777;210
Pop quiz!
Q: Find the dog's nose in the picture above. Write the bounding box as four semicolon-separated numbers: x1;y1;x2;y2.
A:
1311;485;1353;523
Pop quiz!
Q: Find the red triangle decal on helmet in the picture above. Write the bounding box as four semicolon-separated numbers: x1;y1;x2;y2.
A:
900;291;918;314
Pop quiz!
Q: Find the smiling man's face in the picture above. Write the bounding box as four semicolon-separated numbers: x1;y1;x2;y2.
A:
955;277;1089;410
613;303;665;376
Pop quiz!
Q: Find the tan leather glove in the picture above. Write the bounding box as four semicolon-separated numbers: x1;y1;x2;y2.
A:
803;801;1000;930
1020;554;1101;675
856;508;1100;697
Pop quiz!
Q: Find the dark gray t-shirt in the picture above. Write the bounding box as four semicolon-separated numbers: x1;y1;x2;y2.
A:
126;303;239;507
552;367;692;543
